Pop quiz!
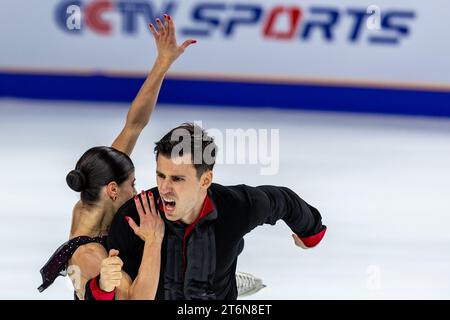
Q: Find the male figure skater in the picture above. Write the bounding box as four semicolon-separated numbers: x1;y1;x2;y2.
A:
85;123;327;300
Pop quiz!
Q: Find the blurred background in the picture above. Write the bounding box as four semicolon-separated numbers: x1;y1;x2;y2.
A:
0;0;449;299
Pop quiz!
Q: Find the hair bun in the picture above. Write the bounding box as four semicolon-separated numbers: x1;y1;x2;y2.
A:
66;170;86;192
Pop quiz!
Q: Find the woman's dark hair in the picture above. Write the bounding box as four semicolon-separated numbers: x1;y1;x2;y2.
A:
66;146;134;204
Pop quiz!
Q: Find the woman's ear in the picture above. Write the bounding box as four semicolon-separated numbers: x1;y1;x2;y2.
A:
106;181;119;201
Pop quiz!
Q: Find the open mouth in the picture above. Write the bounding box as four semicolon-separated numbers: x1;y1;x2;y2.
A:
162;198;176;212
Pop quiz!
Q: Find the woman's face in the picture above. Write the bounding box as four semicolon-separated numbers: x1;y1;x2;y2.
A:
116;171;137;209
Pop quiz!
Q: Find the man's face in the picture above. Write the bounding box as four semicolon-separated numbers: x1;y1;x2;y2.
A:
156;153;206;222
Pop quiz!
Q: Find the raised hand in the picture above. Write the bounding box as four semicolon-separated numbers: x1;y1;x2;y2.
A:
126;191;165;244
149;14;197;69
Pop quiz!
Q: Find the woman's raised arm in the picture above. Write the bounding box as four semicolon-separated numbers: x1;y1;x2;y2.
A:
112;15;196;155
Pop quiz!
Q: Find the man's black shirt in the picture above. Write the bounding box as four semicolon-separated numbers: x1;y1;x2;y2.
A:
107;183;326;300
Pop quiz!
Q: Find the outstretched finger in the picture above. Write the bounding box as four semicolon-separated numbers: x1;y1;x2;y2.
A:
141;190;151;215
134;194;145;220
148;23;159;39
156;208;164;221
148;191;156;216
125;216;139;235
155;18;165;35
163;14;171;35
180;39;197;51
168;15;175;37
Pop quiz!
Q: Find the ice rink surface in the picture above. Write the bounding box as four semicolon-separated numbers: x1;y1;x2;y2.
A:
1;98;449;299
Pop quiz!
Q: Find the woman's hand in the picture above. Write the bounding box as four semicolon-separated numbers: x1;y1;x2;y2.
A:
149;14;197;70
126;191;165;244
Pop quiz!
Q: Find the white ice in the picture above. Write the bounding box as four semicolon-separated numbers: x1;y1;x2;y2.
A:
1;98;449;299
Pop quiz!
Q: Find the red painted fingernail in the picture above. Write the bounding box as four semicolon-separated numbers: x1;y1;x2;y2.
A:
148;191;152;197
125;216;130;222
192;40;197;43
134;195;138;200
163;14;168;18
168;15;171;20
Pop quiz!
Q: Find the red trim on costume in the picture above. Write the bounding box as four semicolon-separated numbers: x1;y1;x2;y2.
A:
182;195;215;274
184;196;214;238
298;226;327;248
158;194;215;275
89;275;115;300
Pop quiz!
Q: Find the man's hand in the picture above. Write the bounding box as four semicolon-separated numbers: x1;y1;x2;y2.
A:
126;191;165;244
149;14;196;70
99;249;124;292
292;234;310;249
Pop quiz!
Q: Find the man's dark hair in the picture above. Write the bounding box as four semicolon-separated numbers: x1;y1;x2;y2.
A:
154;123;217;179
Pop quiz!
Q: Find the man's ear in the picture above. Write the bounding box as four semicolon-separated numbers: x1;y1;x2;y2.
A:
201;170;213;190
106;181;119;201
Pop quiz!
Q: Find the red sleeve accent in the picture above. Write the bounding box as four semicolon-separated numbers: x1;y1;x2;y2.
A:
89;275;115;300
298;226;327;248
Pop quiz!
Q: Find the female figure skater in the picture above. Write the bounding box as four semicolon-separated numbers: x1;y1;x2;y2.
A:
38;15;196;300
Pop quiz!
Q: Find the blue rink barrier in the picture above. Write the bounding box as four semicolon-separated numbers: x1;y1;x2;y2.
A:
1;71;449;117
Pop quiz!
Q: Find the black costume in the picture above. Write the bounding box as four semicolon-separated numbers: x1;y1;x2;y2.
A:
84;183;327;300
38;236;107;299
